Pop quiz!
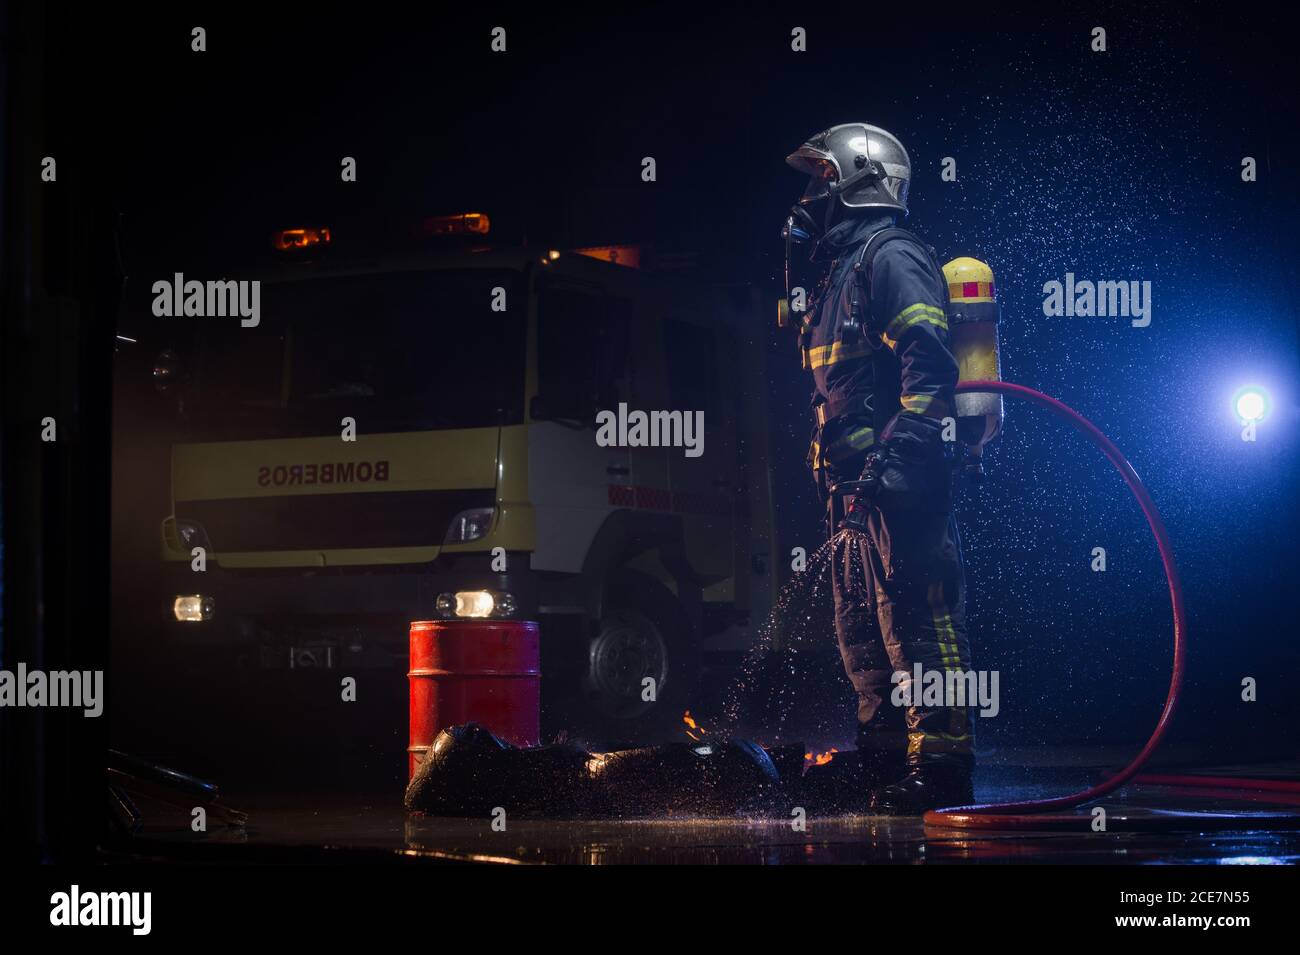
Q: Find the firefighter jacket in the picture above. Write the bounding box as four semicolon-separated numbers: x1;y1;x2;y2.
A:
802;214;959;475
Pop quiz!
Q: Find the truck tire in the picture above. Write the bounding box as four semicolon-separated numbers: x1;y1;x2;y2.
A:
568;570;700;747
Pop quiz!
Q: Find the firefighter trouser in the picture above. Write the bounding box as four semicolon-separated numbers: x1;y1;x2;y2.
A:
824;454;974;761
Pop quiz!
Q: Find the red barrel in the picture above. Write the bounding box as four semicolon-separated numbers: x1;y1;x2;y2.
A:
407;619;540;779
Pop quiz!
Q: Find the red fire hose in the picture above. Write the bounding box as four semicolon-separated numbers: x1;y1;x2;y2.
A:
924;380;1189;829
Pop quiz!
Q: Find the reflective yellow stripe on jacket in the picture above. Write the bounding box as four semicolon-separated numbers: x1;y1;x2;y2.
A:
808;426;875;470
805;339;874;370
880;303;947;351
899;394;950;417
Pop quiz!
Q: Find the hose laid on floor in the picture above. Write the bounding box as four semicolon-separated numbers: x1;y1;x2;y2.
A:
924;380;1188;829
1132;774;1300;794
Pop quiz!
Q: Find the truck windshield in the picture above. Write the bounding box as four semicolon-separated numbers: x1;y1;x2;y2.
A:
188;269;524;438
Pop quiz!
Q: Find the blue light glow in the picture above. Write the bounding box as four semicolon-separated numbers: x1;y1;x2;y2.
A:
1233;386;1269;423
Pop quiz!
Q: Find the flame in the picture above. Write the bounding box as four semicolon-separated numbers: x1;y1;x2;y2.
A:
804;747;838;767
682;710;708;742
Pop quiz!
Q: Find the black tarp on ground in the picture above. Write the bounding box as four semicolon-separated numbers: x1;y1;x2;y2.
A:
404;723;782;818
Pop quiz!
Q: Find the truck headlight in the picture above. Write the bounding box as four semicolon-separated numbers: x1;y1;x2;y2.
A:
444;507;494;544
434;590;518;619
173;595;215;622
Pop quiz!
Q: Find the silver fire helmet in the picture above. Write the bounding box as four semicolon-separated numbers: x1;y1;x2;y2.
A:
786;123;911;216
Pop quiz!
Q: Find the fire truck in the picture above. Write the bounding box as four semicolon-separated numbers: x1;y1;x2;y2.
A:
141;216;777;744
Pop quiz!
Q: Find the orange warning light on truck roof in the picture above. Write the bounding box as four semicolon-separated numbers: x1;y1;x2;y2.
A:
419;212;491;237
272;227;332;251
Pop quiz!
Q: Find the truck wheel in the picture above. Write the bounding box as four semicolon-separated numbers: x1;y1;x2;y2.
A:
571;571;700;746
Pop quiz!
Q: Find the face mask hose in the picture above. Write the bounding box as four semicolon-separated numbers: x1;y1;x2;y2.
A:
781;205;818;322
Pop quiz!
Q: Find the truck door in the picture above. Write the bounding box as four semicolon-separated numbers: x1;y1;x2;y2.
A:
527;279;631;573
663;317;735;586
624;294;671;518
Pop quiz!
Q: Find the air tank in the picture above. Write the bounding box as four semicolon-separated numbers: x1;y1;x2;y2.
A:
943;257;1004;450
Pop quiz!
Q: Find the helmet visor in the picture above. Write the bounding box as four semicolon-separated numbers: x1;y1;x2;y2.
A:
786;145;839;205
796;159;838;206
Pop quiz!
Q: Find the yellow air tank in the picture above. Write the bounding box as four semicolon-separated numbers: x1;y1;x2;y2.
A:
943;257;1004;450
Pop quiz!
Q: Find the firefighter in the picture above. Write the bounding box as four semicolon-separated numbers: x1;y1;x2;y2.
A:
785;123;974;813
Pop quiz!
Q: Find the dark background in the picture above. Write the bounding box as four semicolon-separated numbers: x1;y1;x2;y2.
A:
5;1;1299;857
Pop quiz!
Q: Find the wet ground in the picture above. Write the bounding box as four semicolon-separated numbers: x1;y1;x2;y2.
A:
125;751;1300;864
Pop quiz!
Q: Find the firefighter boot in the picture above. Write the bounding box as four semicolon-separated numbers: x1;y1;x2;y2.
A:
870;753;974;815
856;704;908;796
860;747;908;793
